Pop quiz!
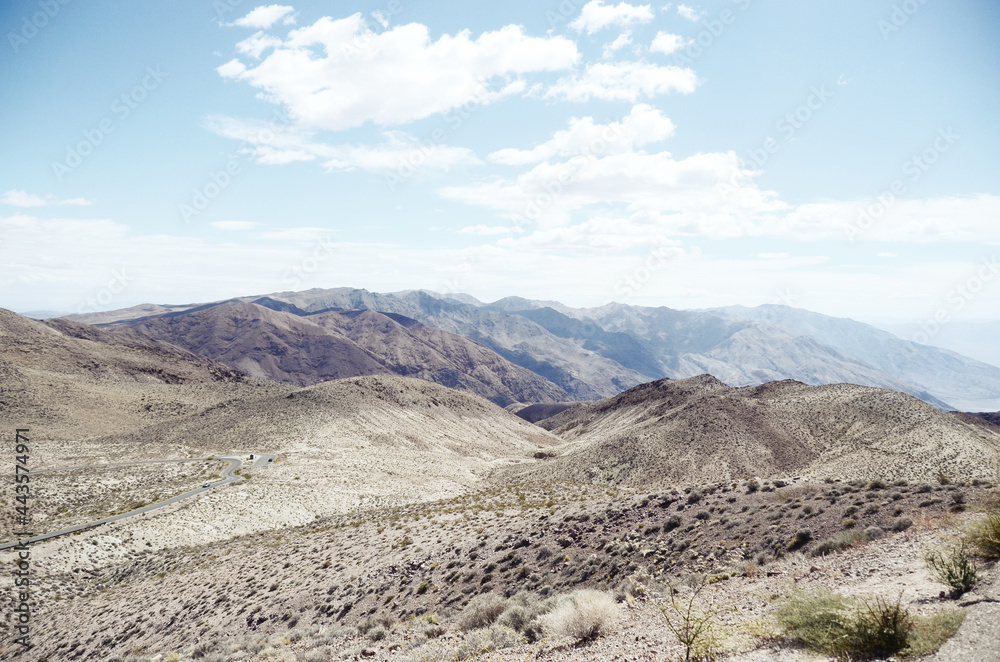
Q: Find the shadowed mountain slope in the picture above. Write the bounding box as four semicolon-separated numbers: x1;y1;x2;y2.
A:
64;288;1000;410
102;301;569;406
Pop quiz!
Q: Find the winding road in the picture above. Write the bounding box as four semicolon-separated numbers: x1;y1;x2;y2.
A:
0;453;275;550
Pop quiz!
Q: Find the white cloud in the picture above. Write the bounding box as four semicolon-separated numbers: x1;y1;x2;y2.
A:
570;1;654;34
546;61;698;102
442;149;777;231
878;252;898;258
204;115;479;172
602;31;634;58
5;211;1000;322
489;104;675;166
676;4;704;21
236;31;283;59
2;190;46;207
257;227;338;241
458;225;522;236
211;221;262;231
232;5;296;29
1;190;93;207
218;15;579;131
758;252;790;260
650;31;691;55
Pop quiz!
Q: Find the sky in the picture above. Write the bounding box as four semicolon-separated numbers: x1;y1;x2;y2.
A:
1;0;999;337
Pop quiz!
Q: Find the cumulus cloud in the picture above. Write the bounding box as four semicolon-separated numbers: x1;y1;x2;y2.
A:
676;4;704;21
1;190;93;207
602;31;634;58
232;5;296;29
649;31;691;55
570;1;654;34
489;104;675;165
217;15;579;131
236;31;283;58
546;61;698;102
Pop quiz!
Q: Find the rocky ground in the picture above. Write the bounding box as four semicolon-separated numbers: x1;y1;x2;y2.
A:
2;475;994;661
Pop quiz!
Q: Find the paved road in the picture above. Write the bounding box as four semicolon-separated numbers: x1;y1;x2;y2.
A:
0;453;275;550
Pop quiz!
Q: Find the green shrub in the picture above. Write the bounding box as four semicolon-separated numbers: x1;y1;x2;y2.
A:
776;590;912;659
906;610;967;657
967;512;1000;559
925;543;978;597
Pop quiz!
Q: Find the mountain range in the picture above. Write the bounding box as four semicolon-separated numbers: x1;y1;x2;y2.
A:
63;288;1000;412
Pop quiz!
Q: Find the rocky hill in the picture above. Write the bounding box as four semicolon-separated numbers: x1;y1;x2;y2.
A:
500;375;1000;489
65;288;1000;410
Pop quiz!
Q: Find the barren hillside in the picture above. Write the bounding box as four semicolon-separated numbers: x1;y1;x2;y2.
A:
501;376;1000;488
102;301;570;406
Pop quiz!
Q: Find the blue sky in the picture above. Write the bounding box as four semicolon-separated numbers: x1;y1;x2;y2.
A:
1;0;998;332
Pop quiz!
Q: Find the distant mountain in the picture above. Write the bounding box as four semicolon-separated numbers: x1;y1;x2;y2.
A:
96;300;569;407
500;375;1000;488
714;305;1000;412
880;320;1000;372
65;288;1000;411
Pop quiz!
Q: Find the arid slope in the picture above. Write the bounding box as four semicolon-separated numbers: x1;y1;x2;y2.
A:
503;375;1000;488
105;301;569;406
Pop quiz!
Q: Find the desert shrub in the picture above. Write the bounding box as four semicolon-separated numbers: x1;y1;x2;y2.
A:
695;510;710;520
659;578;719;662
687;489;704;504
906;610;967;657
842;518;857;529
776;590;912;659
542;589;621;641
850;597;912;658
891;516;914;532
301;649;332;662
746;479;760;493
458;593;507;631
809;529;867;557
367;625;387;642
967;512;1000;559
496;592;554;642
926;543;978;597
866;479;888;491
789;528;812;550
863;526;885;541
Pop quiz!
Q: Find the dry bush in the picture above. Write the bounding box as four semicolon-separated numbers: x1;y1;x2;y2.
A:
967;511;1000;559
458;592;507;631
542;589;621;642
